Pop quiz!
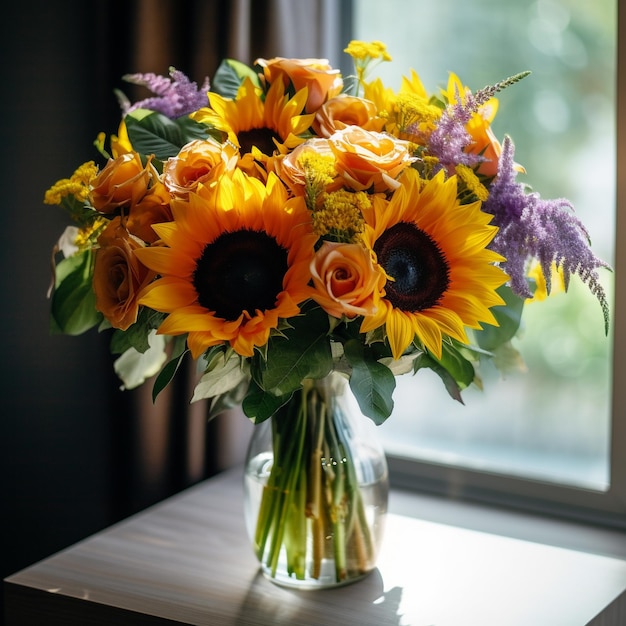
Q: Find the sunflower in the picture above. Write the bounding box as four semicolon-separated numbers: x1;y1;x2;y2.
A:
191;76;315;176
360;168;507;360
135;170;317;358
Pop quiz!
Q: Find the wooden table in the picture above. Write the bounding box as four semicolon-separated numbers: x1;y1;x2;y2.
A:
5;468;626;625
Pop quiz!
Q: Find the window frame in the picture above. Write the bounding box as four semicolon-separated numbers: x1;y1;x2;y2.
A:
348;0;626;529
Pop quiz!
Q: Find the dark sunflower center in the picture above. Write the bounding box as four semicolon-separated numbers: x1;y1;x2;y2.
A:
238;127;280;156
193;229;288;321
374;222;450;312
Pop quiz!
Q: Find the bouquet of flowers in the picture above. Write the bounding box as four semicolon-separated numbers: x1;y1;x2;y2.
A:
45;40;610;585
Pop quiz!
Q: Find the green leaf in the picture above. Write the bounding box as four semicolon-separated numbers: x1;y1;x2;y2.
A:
113;332;168;391
378;352;421;376
212;59;260;98
50;251;102;335
242;380;294;424
492;340;527;374
208;378;250;420
343;339;395;425
413;352;464;403
258;306;333;396
110;307;165;354
475;285;525;351
151;336;189;402
191;351;250;402
125;109;212;161
438;341;475;390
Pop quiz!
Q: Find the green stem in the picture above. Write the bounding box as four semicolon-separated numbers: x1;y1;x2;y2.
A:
324;405;349;580
306;389;327;578
252;374;381;584
265;396;308;577
253;396;304;563
334;411;374;575
284;458;307;578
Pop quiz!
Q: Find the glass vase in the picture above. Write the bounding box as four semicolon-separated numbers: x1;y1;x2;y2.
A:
243;371;389;589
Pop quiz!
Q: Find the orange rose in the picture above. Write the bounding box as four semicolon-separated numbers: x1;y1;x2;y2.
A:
313;95;385;138
126;181;173;243
93;217;156;330
328;126;416;193
90;152;156;213
162;138;239;199
256;56;343;113
309;241;386;319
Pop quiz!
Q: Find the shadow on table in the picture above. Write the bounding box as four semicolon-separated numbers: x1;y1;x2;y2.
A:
235;568;406;626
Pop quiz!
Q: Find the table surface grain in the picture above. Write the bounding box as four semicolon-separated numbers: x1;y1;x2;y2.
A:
5;468;626;626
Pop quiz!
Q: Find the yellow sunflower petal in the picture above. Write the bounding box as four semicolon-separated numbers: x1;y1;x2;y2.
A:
384;309;415;359
158;307;227;334
411;314;445;360
134;246;197;278
361;167;507;359
138;277;197;312
137;170;316;358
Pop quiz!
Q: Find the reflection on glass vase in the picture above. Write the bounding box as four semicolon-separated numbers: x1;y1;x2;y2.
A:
243;371;389;589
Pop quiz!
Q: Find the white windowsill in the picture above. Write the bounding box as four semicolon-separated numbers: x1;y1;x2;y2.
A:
390;486;626;563
4;466;626;625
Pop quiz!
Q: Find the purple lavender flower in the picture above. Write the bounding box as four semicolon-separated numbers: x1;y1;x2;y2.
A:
425;72;531;174
425;88;484;173
484;137;611;331
117;67;210;119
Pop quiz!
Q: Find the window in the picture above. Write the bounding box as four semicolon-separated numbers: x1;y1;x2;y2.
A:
351;0;625;526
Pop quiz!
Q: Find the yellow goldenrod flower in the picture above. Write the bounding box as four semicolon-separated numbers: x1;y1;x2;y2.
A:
393;92;441;141
344;40;392;63
421;156;441;176
361;69;441;142
455;164;490;202
298;150;337;211
74;216;109;251
299;151;336;190
44;161;98;206
344;40;392;95
312;190;369;242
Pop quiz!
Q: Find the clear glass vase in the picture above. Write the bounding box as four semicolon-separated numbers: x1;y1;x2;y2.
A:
243;371;389;589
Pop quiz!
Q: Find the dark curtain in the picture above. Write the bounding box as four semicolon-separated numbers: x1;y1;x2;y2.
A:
119;0;352;517
0;0;352;601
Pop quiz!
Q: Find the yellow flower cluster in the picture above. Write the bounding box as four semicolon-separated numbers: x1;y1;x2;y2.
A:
393;93;441;140
344;40;392;63
73;216;108;250
455;164;490;202
312;190;369;242
298;151;336;209
44;161;98;205
344;40;392;89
